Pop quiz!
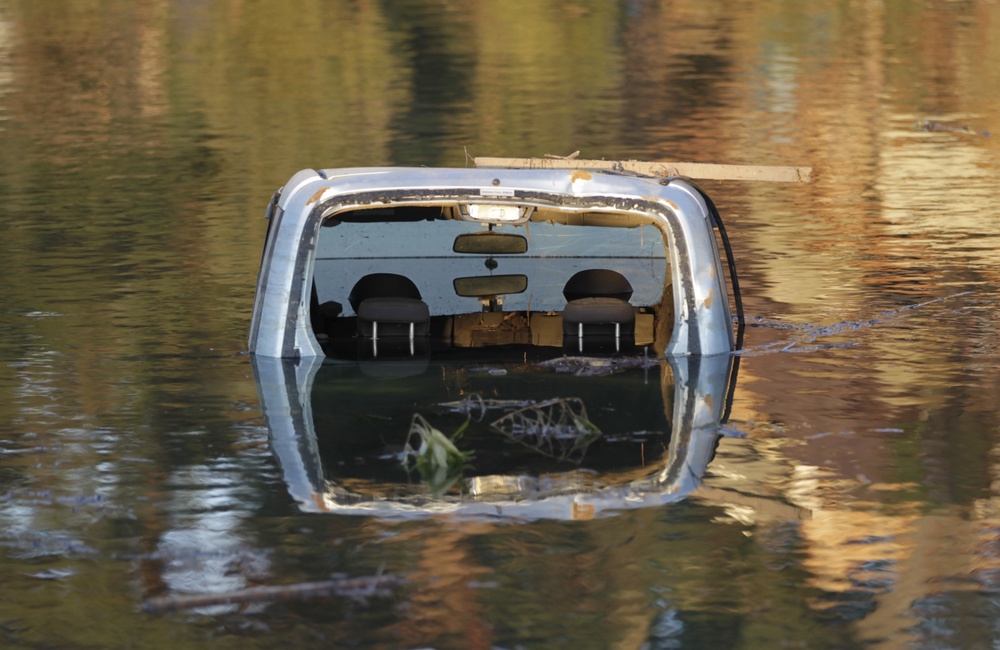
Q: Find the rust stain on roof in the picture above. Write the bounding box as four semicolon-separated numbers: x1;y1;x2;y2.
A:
572;501;596;520
570;170;592;182
307;188;327;205
703;289;714;309
311;492;329;512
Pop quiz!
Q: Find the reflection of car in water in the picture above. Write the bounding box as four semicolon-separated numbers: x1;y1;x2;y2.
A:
249;165;742;518
254;353;735;519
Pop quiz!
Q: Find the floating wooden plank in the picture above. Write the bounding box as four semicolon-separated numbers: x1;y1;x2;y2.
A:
475;157;812;183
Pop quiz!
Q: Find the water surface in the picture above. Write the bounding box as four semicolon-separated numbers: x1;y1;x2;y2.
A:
2;1;1000;648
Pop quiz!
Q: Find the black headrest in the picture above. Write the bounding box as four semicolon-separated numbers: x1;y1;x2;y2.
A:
563;269;633;302
348;273;422;312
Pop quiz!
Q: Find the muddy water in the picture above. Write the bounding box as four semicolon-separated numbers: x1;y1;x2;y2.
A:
2;1;1000;648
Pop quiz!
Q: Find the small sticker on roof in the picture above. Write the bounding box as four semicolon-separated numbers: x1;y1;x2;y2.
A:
480;187;516;198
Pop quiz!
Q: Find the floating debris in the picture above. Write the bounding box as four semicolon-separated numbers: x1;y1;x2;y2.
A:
916;120;991;136
537;353;658;376
490;397;602;463
25;567;76;581
439;395;536;420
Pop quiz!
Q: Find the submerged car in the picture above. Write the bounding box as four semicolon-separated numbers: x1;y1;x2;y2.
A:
249;166;740;360
249;165;743;517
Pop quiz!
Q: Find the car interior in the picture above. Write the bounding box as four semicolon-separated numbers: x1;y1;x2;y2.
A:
310;204;675;362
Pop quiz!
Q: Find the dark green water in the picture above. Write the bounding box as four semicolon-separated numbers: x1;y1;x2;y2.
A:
2;1;1000;648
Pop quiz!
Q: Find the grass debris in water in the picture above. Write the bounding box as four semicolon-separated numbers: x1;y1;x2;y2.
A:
401;414;473;497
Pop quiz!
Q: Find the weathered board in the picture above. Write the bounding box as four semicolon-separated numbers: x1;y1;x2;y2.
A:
474;156;813;183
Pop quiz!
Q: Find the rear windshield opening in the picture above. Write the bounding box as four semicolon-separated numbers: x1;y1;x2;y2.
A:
310;205;675;360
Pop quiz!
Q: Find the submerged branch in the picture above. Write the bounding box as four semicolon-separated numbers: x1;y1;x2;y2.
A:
439;394;604;463
737;292;973;357
490;397;602;463
438;394;537;420
142;574;406;613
